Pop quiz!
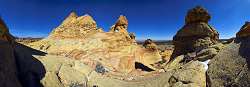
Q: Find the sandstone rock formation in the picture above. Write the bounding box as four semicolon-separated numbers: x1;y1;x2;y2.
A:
48;12;100;39
0;17;22;87
110;15;131;39
7;8;238;86
171;6;220;60
28;13;163;80
207;23;250;87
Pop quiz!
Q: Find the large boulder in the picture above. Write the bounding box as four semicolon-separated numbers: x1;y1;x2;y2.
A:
171;6;219;60
36;55;91;87
207;24;250;87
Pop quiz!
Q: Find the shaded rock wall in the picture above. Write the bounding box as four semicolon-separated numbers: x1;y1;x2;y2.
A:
0;17;22;87
0;40;22;87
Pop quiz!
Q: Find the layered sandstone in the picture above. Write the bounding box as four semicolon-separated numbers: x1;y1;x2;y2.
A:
48;12;100;39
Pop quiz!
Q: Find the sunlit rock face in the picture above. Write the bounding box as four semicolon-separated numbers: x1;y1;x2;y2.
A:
171;6;219;59
48;12;101;39
28;13;163;77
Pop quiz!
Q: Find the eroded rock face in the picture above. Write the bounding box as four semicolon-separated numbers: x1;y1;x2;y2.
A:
236;21;250;38
171;6;219;59
48;12;100;39
207;24;250;87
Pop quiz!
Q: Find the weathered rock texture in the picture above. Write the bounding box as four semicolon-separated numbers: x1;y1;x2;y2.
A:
207;23;250;87
171;6;219;60
48;12;101;39
0;17;22;87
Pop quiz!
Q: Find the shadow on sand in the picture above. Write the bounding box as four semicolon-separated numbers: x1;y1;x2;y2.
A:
14;42;47;87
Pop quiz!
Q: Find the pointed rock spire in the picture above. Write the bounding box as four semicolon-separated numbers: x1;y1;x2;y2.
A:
115;15;128;26
77;14;96;25
68;11;78;18
49;12;98;39
61;11;78;25
236;21;250;38
109;15;130;39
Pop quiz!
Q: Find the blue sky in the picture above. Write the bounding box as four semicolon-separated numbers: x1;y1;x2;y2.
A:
0;0;250;40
